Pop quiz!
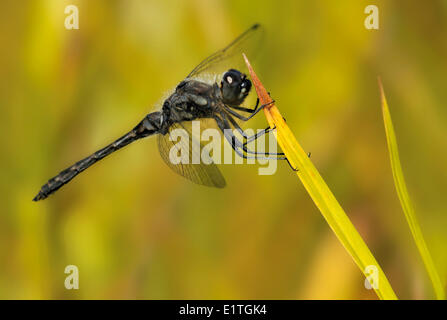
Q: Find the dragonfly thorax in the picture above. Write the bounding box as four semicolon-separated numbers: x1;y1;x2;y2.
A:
161;79;217;127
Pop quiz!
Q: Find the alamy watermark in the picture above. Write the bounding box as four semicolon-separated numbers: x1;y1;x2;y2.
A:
65;265;79;290
364;5;379;30
64;4;380;31
364;265;379;290
65;5;79;30
166;120;279;175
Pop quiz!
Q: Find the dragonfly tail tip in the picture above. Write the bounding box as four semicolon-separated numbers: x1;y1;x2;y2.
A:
32;192;45;202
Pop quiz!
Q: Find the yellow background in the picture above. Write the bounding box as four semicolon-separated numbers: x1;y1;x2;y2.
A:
1;0;446;299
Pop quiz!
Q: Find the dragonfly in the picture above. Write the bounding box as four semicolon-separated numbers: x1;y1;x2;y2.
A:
33;24;288;201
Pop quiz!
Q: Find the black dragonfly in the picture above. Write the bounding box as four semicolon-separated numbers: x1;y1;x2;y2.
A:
33;24;287;201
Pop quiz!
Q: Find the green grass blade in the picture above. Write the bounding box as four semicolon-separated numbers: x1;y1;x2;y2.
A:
379;78;445;300
244;55;397;299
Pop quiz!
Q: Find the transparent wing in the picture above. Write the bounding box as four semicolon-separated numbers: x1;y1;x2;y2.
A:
187;24;264;80
157;121;226;188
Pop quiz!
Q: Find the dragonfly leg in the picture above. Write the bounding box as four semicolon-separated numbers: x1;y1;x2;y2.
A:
225;114;282;154
223;100;275;121
287;158;299;171
230;118;277;146
223;112;284;156
242;125;276;146
226;92;274;114
215;113;311;170
226;98;259;113
215;114;286;160
286;152;312;172
229;135;287;160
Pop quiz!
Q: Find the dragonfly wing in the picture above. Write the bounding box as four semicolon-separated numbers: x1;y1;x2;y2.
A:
157;122;226;188
187;24;264;80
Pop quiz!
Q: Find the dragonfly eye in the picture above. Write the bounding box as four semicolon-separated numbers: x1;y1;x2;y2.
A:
221;69;251;105
240;78;251;93
223;69;241;83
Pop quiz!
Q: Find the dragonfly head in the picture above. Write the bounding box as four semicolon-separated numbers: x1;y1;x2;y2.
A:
220;69;252;106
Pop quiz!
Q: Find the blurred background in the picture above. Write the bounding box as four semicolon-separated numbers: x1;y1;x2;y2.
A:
1;0;446;299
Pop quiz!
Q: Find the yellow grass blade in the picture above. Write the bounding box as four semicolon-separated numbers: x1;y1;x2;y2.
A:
243;54;397;300
378;79;445;300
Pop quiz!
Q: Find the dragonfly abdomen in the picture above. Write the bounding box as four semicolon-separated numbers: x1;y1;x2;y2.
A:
33;112;162;201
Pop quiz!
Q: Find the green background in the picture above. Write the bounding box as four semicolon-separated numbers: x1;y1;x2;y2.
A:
1;0;446;299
